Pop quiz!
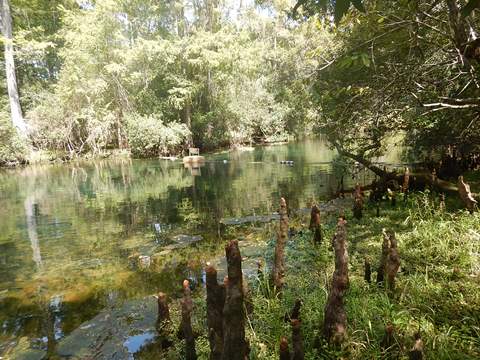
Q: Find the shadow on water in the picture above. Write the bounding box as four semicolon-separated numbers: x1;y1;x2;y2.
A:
0;139;401;357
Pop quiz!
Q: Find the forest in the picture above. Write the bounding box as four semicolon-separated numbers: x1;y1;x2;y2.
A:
0;0;479;359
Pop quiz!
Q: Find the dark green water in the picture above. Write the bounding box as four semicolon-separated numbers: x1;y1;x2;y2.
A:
0;139;392;356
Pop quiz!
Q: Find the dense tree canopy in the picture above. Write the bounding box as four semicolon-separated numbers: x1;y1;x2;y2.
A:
1;0;479;170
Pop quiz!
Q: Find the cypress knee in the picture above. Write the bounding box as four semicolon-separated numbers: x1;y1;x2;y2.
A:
458;176;478;213
386;232;400;293
381;323;394;349
409;333;424;360
272;197;289;291
284;299;302;322
309;204;322;244
279;337;290;360
364;258;371;284
156;292;170;331
352;183;363;220
180;280;197;360
222;240;248;360
323;218;349;344
376;229;390;286
291;319;304;360
206;264;225;360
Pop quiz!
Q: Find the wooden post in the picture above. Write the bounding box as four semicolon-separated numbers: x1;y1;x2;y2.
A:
272;198;289;291
323;218;349;344
403;167;410;202
309;204;322;244
180;280;197;360
206;264;225;360
222;240;248;360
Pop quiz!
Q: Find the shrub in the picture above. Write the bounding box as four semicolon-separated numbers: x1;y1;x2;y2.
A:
125;113;190;157
0;113;28;166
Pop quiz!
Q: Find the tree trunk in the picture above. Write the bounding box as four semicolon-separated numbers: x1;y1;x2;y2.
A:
1;0;27;137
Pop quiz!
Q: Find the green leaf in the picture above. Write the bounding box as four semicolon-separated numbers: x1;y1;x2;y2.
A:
334;0;351;23
461;0;480;17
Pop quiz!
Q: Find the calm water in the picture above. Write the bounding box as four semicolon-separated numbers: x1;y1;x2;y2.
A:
0;139;394;355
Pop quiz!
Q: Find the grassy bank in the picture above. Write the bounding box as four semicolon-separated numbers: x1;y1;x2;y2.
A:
160;192;480;359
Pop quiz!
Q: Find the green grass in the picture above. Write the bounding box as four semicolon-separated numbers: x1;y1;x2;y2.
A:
158;192;480;359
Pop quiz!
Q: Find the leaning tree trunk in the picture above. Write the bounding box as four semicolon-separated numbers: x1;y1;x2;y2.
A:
0;0;27;136
272;197;289;291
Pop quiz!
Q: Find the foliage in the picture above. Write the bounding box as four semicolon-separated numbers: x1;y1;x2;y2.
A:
176;193;480;359
0;107;27;165
125;113;190;157
2;0;326;160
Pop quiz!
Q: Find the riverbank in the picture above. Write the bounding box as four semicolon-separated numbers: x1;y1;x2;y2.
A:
3;190;479;359
165;192;480;359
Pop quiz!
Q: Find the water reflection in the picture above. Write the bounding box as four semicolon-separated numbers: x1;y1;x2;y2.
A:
0;139;395;356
